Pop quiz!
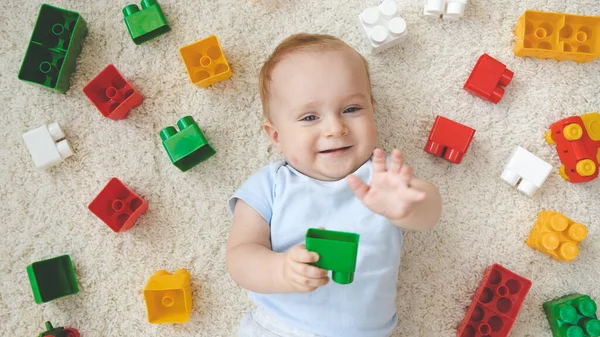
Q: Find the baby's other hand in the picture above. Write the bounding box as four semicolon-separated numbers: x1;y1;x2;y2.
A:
281;243;329;293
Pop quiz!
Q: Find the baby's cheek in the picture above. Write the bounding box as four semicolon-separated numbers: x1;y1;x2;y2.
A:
288;155;298;165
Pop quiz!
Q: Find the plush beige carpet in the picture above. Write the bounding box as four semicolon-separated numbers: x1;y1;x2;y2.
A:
1;0;599;336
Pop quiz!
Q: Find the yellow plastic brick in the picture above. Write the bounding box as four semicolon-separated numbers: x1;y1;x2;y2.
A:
179;35;232;88
514;10;600;63
526;210;588;262
143;269;192;324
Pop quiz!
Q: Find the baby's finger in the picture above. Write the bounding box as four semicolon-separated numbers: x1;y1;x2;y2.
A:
289;244;319;263
398;165;414;185
404;188;426;201
372;148;387;172
388;150;403;174
347;174;370;200
291;261;328;279
292;273;329;290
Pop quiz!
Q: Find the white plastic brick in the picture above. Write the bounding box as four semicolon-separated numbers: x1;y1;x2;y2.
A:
23;122;73;169
500;146;553;197
358;0;407;54
424;0;468;20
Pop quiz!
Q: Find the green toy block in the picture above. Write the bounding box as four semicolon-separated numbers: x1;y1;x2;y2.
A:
160;116;216;172
27;255;79;304
18;4;87;93
123;0;170;45
544;293;600;337
305;228;360;285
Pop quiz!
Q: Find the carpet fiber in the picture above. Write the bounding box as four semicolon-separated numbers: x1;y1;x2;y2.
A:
1;0;599;336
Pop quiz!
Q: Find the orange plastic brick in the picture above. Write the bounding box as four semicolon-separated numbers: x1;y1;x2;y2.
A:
526;210;588;262
179;35;232;88
514;10;600;63
144;269;192;324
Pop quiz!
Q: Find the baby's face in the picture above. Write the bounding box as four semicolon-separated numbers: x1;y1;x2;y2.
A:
265;49;377;181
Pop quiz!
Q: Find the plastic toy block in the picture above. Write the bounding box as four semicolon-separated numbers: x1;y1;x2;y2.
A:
464;54;513;104
83;64;143;120
514;10;600;63
88;178;148;232
18;4;87;93
123;0;170;45
424;0;468;21
500;146;553;197
457;264;532;337
27;255;79;304
545;112;600;183
144;269;192;324
358;0;407;54
179;35;232;88
38;321;80;337
160;116;216;172
305;228;360;285
425;115;475;164
544;294;600;337
527;210;588;262
23;122;74;169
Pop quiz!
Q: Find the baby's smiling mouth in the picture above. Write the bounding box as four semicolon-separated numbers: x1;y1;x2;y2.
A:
319;146;353;154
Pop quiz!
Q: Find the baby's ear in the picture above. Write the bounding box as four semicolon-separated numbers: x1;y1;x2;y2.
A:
263;120;281;151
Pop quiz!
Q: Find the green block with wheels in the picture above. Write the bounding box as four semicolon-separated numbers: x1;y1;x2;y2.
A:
160;116;216;172
18;4;87;93
27;255;79;304
544;293;600;337
305;228;360;285
123;0;170;45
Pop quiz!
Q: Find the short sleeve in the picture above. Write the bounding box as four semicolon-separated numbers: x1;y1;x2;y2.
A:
228;164;277;224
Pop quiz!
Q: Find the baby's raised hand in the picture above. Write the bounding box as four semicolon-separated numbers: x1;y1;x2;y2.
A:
348;149;426;222
281;243;329;293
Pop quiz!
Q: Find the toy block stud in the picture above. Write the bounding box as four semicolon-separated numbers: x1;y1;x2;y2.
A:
457;264;532;337
23;122;74;169
144;269;192;324
464;54;514;104
424;0;468;20
544;294;600;337
305;228;360;284
38;321;80;337
527;210;588;262
501;146;553;197
88;178;148;232
83;64;143;120
425;115;475;164
160;116;216;172
179;35;232;88
546;112;600;183
123;0;170;45
18;4;87;93
359;0;407;54
27;255;79;304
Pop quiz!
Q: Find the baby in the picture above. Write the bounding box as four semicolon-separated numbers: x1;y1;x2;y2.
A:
226;33;442;337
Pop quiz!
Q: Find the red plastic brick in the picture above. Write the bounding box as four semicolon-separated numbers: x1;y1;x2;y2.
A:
457;264;532;337
464;54;513;104
83;64;143;120
425;115;475;164
88;178;148;232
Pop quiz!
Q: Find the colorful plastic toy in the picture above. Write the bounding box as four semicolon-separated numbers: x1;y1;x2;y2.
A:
305;228;360;285
545;112;600;183
38;321;80;337
123;0;170;45
424;115;475;164
179;35;232;88
27;255;79;304
514;10;600;63
144;269;192;324
160;116;216;172
457;264;532;337
18;4;87;93
83;64;143;120
424;0;468;21
500;146;553;197
23;122;74;169
544;293;600;337
464;54;514;104
358;0;407;54
88;178;148;232
527;210;588;262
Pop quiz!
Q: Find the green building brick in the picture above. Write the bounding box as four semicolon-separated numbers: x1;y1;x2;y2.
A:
305;228;360;285
544;293;600;337
160;116;216;172
18;4;87;93
27;255;79;304
123;0;170;45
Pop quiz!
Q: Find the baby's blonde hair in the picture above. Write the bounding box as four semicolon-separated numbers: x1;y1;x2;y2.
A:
258;33;374;119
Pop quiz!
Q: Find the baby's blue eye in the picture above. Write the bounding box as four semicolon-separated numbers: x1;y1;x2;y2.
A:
302;115;317;121
344;107;359;113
